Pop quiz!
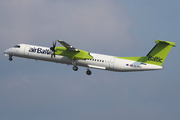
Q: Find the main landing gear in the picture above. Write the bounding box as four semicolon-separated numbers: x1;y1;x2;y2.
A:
9;56;13;61
73;66;78;71
71;59;92;75
86;69;92;75
72;65;92;75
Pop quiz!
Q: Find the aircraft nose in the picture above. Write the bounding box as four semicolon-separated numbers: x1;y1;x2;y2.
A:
4;48;11;55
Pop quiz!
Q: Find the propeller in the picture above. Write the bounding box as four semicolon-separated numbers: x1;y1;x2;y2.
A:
50;41;56;59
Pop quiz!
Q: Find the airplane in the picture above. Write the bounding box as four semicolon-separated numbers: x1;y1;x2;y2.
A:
3;40;175;75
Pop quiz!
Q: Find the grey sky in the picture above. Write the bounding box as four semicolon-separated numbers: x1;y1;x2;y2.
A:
0;0;180;120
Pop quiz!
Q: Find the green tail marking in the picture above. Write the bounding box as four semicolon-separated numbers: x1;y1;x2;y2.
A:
117;40;175;66
145;40;175;66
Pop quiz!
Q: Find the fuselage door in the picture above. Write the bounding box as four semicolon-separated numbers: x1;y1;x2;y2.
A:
24;46;30;56
110;59;115;69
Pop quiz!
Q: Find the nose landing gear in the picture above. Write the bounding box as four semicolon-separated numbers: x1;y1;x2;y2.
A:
9;56;13;61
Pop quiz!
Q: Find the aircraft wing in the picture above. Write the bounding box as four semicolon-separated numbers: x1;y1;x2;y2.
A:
58;40;79;52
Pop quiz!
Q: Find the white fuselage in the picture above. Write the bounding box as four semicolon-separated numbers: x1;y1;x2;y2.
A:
4;44;163;73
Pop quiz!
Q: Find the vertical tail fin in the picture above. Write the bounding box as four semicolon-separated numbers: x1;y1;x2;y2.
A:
146;40;175;66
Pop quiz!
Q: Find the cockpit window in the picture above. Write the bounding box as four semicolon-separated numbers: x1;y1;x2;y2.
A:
14;45;20;48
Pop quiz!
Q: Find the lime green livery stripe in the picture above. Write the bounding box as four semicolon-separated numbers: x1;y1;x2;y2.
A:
116;40;175;66
54;47;93;60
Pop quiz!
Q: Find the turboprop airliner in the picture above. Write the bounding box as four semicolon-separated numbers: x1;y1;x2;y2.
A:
4;40;175;75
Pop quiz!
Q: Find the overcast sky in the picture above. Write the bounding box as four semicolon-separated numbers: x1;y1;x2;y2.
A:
0;0;180;120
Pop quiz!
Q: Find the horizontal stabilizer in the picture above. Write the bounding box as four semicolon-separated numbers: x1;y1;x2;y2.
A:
155;40;176;47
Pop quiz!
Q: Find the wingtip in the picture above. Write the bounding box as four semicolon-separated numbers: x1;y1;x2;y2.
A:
57;40;63;42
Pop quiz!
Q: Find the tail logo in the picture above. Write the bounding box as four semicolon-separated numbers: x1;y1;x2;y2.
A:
148;55;163;63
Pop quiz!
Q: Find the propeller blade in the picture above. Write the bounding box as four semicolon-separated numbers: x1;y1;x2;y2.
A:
50;40;56;59
51;54;53;59
54;41;56;47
